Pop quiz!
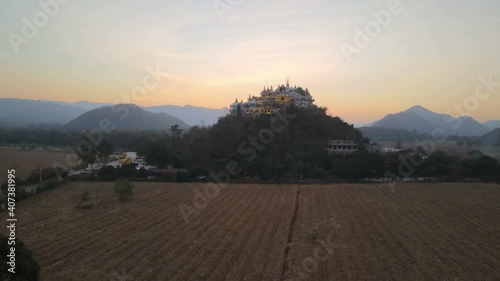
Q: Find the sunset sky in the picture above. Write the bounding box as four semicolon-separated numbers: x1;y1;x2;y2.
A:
1;0;499;124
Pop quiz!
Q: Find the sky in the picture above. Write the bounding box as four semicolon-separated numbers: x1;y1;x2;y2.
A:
1;0;500;124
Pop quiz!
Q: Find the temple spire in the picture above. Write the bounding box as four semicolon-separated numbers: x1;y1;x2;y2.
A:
286;77;290;87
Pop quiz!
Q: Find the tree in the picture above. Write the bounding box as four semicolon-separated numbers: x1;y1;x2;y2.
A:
137;167;148;178
448;161;465;181
0;235;40;281
76;139;97;173
0;193;6;211
114;180;134;202
423;150;458;177
145;139;171;168
236;103;242;118
98;166;116;180
117;163;135;178
176;171;191;182
463;151;500;180
96;138;113;161
170;124;183;139
396;138;402;149
76;135;114;175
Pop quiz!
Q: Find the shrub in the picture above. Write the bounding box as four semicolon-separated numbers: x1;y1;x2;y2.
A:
0;234;40;281
117;164;135;178
0;195;6;211
81;191;91;202
137;167;148;178
114;180;134;202
160;173;176;182
24;168;67;185
176;171;191;182
98;166;116;181
39;179;61;192
16;189;29;201
77;191;93;209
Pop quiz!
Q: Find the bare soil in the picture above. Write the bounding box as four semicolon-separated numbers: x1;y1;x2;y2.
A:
0;148;75;182
287;183;500;281
1;182;499;281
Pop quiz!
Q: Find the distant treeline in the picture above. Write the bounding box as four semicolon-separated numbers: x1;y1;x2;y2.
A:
0;127;171;152
88;148;500;183
360;126;500;146
102;107;500;182
1;106;499;183
359;127;433;142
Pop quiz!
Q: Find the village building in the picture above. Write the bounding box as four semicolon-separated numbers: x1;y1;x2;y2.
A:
324;139;359;154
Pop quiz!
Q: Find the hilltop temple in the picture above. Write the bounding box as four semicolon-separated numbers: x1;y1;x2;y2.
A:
229;79;315;118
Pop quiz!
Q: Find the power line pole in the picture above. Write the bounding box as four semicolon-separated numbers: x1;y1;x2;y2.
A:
37;164;42;186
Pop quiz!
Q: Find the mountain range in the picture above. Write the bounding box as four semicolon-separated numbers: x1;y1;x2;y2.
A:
369;105;496;136
0;98;88;126
483;120;500;130
1;99;498;135
0;98;228;127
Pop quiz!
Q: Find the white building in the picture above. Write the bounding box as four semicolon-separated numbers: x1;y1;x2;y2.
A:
85;163;103;171
382;147;402;153
324;139;359;154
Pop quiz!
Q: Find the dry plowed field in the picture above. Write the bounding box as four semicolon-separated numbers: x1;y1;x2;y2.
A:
1;182;500;281
0;148;75;182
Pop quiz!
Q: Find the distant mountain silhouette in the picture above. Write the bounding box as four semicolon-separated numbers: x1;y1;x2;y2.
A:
483;120;500;130
371;105;491;136
0;98;228;127
65;104;189;130
481;128;500;146
145;105;228;126
53;100;112;111
0;98;87;126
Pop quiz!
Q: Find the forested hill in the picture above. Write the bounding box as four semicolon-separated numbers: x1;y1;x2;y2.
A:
146;105;368;177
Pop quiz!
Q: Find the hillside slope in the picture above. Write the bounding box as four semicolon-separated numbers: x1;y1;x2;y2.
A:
170;105;367;178
481;128;500;146
145;105;228;126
